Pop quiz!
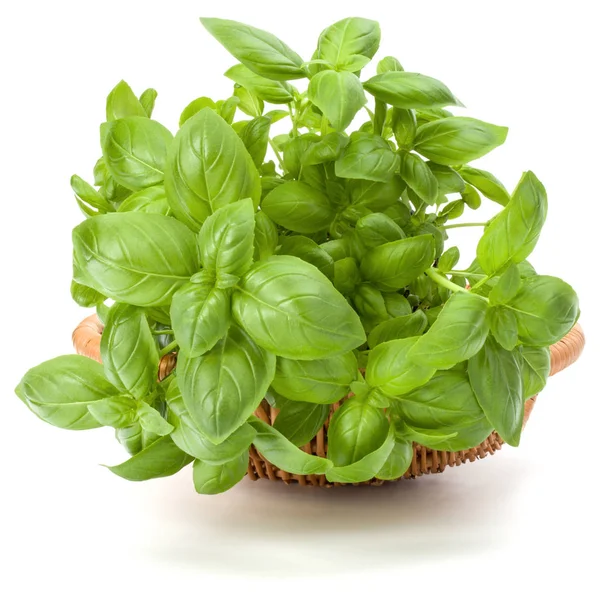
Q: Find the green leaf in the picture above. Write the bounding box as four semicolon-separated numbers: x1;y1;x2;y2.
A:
277;235;334;279
87;395;138;428
460;166;510;206
262;181;335;234
107;436;192;481
366;337;436;396
137;402;174;436
248;416;333;474
367;310;428;347
198;198;255;278
101;117;173;191
505;275;579;346
217;96;240;123
70;279;106;308
360;234;436;292
232;255;366;359
72;213;199;306
333;256;361;294
383;293;412;317
414;117;508;166
100;303;159;399
165;108;260;231
489;306;519;351
240;116;270;167
274;401;329;447
327;397;389;466
355;213;405;249
461;184;481;209
408;292;490;369
271;351;357;404
326;423;394;483
315;17;380;70
179;97;217;127
166;380;255;463
16;355;118;430
348;176;406;211
519;346;551;398
391;108;417;148
399;371;493;451
397;150;438;204
489;264;521;305
308;70;366;131
170;281;230;358
335;132;399;182
302;132;349;166
234;85;264;118
117;185;171;215
106;80;146;121
254;211;278;261
363;71;460;109
477;171;548;275
468;337;524;446
200;18;305;81
114;421;159;455
400;423;458;448
177;325;276;443
225;64;295;103
193;452;249;494
376;438;413;480
377;56;404;74
438;246;460;273
139;88;158;118
427;163;465;194
70;174;114;213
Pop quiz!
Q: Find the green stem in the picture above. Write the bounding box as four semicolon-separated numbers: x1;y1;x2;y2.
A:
153;329;173;336
446;270;476;278
288;103;298;137
159;340;179;358
268;139;284;170
425;268;470;295
320;114;329;136
471;274;492;291
441;222;488;230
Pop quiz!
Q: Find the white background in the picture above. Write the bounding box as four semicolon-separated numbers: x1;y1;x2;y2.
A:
1;1;598;597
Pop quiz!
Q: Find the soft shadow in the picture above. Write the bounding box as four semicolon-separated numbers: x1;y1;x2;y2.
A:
142;452;527;575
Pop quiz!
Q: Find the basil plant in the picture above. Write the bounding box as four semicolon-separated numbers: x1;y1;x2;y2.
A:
16;17;580;493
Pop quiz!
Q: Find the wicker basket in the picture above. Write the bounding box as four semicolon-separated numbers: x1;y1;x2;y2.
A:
73;315;585;486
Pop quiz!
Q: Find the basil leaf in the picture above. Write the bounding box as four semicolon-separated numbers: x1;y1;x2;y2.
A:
72;213;199;306
254;212;278;261
355;213;405;249
438;246;460;274
366;337;436;396
428;162;465;194
272;352;357;404
240;116;270;167
348;176;406;211
400;424;458;448
461;184;482;209
167;380;254;463
367;310;428;347
70;279;106;308
16;355;118;430
193;452;249;494
468;337;524;446
179;97;217;127
489;264;521;306
234;85;264;118
171;282;230;358
397;150;438;204
376;438;413;480
477;171;548;276
360;234;435;291
363;72;460;109
333;256;361;294
248;416;333;474
277;235;335;279
165;107;260;231
71;174;114;213
302;132;349;166
327;397;389;466
408;293;489;369
117;185;171;215
107;436;192;481
225;64;295;103
100;303;159;399
308;70;366;131
326;424;394;483
115;421;159;455
315;17;380;70
273;401;329;446
232;255;366;359
106;80;146;121
414;116;508;165
391;108;417;148
87;395;138;428
489;306;519;351
139;88;157;118
506;275;579;346
519;346;551;398
335;132;399;182
262;180;335;234
178;325;276;443
101;117;173;191
383;292;412;317
200;18;305;81
460;166;510;206
137;402;174;436
377;56;404;74
198;198;255;278
400;371;493;451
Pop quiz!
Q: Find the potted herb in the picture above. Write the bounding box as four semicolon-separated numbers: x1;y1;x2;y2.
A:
16;16;583;493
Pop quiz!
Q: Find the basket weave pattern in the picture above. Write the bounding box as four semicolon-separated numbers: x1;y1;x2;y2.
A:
73;315;585;486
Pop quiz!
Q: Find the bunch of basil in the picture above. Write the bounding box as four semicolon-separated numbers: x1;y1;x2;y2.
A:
16;17;580;493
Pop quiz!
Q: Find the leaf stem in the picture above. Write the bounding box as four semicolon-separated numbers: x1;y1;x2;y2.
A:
152;329;173;336
159;340;179;358
268;139;284;170
471;274;492;291
288;102;298;137
441;222;488;230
